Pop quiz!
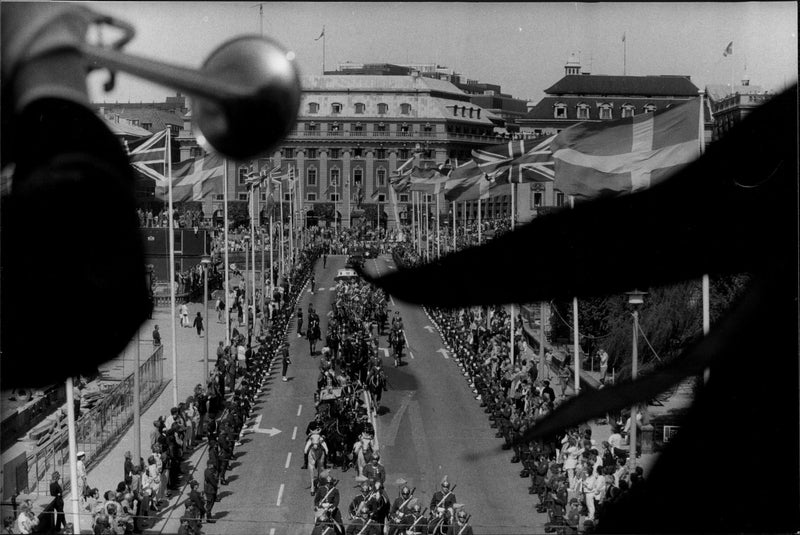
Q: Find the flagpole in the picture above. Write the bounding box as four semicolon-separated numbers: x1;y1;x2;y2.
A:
224;160;231;345
279;181;285;285
250;183;256;344
436;192;441;258
569;195;580;396
477;197;482;244
452;201;456;252
288;169;295;275
259;184;265;318
699;89;711;383
322;26;326;74
510;182;516;367
166;128;179;407
623;32;627;76
462;201;466;247
65;377;80;532
244;218;249;339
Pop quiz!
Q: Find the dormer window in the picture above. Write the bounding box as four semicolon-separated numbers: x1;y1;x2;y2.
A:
621;104;635;118
554;103;567;119
644;103;657;113
331;103;342;114
576;103;590;119
400;103;411;115
308;102;319;114
453;106;459;117
354;103;365;114
377;103;388;115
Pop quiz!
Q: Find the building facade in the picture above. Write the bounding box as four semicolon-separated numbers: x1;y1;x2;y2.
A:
705;77;772;142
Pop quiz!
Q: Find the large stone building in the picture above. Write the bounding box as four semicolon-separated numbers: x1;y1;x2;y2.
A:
515;54;713;222
705;76;773;142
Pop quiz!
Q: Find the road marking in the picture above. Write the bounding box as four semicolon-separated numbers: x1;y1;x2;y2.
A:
285;452;292;468
383;391;414;447
297;404;302;417
270;529;275;535
292;426;297;440
249;415;282;436
329;286;336;291
380;347;390;358
436;348;450;360
276;483;284;506
409;350;415;359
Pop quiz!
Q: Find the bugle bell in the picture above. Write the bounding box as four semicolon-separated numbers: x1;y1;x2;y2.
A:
82;33;301;160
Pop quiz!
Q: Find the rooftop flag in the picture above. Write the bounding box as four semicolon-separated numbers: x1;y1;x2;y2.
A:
551;98;701;199
128;129;168;183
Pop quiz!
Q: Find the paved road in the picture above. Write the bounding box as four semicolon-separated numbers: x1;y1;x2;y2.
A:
198;254;544;535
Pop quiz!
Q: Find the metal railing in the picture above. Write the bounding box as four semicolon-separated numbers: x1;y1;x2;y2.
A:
22;345;166;497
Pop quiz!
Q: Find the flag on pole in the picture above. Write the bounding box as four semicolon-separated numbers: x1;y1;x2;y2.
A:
128;129;168;182
551;98;701;199
168;152;225;202
408;167;449;194
471;136;556;184
723;41;733;57
315;27;325;40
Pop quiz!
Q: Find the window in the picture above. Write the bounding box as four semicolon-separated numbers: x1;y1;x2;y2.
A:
376;194;386;202
283;147;294;159
306;167;317;186
375;123;387;135
599;103;612;120
400;103;411;115
306;192;317;201
554;103;567;119
377;103;388;115
353;148;363;158
331;103;342;114
398;149;410;160
354;103;365;114
214;194;225;201
533;129;543;136
353;168;363;190
131;119;139;126
423;194;433;203
376;168;387;186
555;191;565;207
330;168;340;187
261;193;268;201
423;124;433;137
329;193;340;202
237;166;248;185
644;103;657;113
352;123;364;134
375;148;386;159
621;104;635;118
330;148;340;159
399;124;410;136
305;122;318;134
306;148;317;159
238;193;249;201
328;123;341;136
399;193;410;202
533;192;543;207
141;122;152;130
308;102;319;114
576;103;590;119
284;192;291;201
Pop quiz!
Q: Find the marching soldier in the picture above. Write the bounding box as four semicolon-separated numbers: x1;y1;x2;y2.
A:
348;482;372;519
203;462;218;524
446;509;473;535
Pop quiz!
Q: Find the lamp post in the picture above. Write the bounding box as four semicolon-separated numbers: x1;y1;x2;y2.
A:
201;255;212;382
626;289;646;469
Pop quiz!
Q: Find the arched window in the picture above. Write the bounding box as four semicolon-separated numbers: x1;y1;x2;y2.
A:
554;103;567;119
331;102;342;114
400;103;412;115
621;104;635;118
354;103;366;114
308;102;319;114
644;103;657;113
306;167;317;186
599;103;613;120
576;103;590;119
377;103;388;115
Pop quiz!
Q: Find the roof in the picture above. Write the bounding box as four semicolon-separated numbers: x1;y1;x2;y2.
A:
301;74;468;98
705;83;766;102
545;74;699;97
99;108;184;133
523;96;696;121
100;115;153;138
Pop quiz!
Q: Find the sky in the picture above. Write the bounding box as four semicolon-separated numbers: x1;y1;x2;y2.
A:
85;2;798;105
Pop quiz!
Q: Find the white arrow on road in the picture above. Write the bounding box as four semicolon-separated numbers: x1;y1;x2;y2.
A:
436;348;450;359
249;414;282;437
423;325;434;333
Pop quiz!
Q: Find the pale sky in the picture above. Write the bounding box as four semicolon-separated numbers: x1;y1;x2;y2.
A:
85;2;798;105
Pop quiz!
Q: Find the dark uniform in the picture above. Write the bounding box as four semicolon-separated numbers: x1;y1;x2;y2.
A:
405;509;428;535
387;491;414;535
348;486;371;520
203;464;218;522
315;477;344;530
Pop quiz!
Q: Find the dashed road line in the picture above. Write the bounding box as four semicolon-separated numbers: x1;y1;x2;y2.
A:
297;404;302;417
276;483;284;506
285;452;292;468
292;426;297;440
270;529;276;535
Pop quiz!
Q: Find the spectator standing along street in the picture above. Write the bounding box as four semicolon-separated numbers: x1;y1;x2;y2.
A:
193;312;204;337
152;325;161;347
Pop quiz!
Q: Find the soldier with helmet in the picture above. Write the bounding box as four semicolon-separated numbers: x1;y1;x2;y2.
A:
405;502;428;535
315;470;344;532
446;508;473;535
349;481;372;519
388;481;416;535
345;504;376;535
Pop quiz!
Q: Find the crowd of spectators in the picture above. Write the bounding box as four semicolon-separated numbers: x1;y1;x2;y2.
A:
136;207;208;230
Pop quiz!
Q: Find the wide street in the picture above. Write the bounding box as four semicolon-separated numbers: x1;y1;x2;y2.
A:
194;254;545;535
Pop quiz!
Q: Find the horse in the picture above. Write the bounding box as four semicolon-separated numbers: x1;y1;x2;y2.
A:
307;318;321;355
388;327;405;367
307;440;327;495
365;368;386;414
353;433;376;477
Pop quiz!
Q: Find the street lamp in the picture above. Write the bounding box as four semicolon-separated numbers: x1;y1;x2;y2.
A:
201;255;212;381
626;289;646;469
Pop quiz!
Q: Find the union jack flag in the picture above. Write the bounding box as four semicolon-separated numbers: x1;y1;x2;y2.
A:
471;135;556;183
128;129;168;182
